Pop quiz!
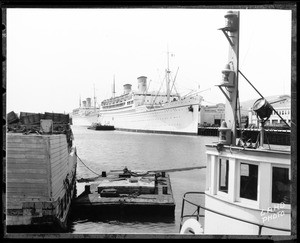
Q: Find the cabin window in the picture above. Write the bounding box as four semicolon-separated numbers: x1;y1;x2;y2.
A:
272;167;290;204
240;163;258;201
219;159;229;193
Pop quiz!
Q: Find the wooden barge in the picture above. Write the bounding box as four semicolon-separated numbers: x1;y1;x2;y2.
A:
5;111;77;232
72;168;175;218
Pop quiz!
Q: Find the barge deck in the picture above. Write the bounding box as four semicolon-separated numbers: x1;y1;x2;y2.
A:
73;169;175;217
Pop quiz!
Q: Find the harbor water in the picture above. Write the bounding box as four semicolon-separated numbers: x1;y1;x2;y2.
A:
69;125;217;234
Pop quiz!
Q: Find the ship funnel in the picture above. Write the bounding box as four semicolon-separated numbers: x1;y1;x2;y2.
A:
82;100;87;107
123;84;132;94
86;98;91;107
137;76;147;93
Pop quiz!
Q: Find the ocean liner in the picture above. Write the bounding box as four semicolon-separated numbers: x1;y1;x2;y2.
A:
98;57;203;135
71;87;99;126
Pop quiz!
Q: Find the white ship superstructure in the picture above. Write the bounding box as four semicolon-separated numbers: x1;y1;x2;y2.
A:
72;95;99;126
98;74;202;135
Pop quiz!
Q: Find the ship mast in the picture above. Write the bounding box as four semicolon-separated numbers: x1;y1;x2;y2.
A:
217;11;240;145
166;47;171;102
93;83;96;110
112;75;116;98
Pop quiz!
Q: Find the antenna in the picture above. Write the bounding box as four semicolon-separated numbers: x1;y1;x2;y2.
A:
93;83;97;109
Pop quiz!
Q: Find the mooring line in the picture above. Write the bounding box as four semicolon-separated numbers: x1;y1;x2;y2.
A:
110;166;207;173
147;166;206;173
75;151;206;183
75;152;102;176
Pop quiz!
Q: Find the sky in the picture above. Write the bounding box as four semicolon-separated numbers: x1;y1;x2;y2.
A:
6;8;292;114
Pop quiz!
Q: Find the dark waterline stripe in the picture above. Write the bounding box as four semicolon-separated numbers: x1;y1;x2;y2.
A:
115;128;197;136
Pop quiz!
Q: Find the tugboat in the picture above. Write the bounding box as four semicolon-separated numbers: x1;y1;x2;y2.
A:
87;122;115;131
179;11;291;235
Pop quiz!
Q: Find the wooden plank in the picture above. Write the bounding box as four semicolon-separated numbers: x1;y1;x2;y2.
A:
7;143;46;149
6;147;47;153
50;153;68;166
52;180;64;196
50;155;68;168
49;145;64;153
7;136;46;144
7;178;48;183
6;144;40;149
49;142;65;150
7;154;47;159
7;186;48;194
7;182;49;189
6;158;47;165
7;163;47;169
52;186;64;201
51;165;67;177
51;152;68;163
50;148;67;158
51;171;65;186
51;168;66;180
6;168;48;174
7;152;46;159
7;171;48;179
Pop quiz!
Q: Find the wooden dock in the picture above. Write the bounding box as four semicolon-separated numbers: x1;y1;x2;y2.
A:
72;170;175;218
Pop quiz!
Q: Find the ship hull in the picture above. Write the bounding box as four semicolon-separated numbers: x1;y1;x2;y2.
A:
71;113;98;127
99;97;201;135
6;133;77;232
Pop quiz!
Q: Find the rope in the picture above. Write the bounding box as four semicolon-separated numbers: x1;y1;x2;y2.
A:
75;151;101;176
148;166;206;173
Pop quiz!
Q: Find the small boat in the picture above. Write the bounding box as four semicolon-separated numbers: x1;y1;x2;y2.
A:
72;167;175;218
87;122;115;131
6;112;77;232
179;11;291;235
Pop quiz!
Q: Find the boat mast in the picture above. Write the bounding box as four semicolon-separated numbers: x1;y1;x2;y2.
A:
217;11;240;145
93;83;96;109
166;47;171;102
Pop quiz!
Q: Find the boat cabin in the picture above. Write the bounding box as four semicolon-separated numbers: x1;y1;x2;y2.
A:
204;144;291;235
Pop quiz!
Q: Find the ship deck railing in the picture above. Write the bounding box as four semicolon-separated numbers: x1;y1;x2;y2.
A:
179;191;291;235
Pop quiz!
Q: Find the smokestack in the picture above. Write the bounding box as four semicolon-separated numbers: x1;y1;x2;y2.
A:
86;98;91;107
137;76;147;93
123;84;132;94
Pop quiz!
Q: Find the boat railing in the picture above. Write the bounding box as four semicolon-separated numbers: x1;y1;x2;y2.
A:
179;191;291;235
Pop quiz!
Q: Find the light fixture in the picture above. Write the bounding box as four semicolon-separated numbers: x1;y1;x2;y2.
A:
223;11;238;32
252;98;273;122
218;121;231;145
220;63;235;87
